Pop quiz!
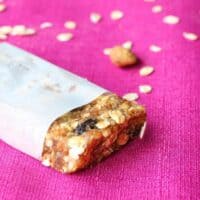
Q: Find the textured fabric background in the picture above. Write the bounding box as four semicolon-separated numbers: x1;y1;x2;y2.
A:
0;0;200;199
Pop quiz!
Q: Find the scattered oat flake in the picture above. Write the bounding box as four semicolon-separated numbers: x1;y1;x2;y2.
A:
110;10;124;20
42;159;50;167
122;41;132;49
103;48;111;55
0;3;6;12
11;25;26;35
182;32;198;41
64;21;77;29
0;26;12;34
40;22;53;29
139;121;147;139
0;34;7;40
149;45;162;52
140;66;154;76
152;5;163;13
123;93;139;101
163;15;180;25
90;12;102;24
24;28;36;36
139;85;152;93
57;33;73;42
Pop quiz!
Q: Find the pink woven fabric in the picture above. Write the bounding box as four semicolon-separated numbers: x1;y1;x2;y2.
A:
0;0;200;199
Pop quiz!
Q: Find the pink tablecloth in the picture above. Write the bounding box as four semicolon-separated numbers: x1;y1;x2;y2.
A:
0;0;200;199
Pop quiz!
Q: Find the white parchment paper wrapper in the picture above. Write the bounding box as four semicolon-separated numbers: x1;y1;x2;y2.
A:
0;43;107;159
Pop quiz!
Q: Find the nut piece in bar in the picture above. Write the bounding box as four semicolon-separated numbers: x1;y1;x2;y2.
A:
42;93;146;173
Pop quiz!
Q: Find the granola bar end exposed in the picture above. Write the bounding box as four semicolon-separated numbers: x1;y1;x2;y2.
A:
42;93;146;173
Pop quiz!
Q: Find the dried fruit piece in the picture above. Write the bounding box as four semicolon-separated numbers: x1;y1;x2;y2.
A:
149;45;162;53
123;93;139;101
64;21;77;29
40;22;53;29
109;46;137;67
139;66;154;76
163;15;180;25
182;32;198;41
110;10;124;20
117;134;129;145
152;5;163;13
90;13;102;23
75;119;97;135
56;33;73;42
139;85;152;93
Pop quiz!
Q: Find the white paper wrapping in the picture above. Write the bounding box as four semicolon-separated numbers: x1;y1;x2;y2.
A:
0;43;107;159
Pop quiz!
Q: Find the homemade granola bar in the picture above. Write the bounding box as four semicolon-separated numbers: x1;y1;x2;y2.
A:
42;93;146;173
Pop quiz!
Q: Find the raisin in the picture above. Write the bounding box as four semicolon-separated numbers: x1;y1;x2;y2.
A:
75;119;97;135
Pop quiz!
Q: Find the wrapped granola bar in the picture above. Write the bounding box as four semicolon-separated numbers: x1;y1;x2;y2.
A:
0;43;146;173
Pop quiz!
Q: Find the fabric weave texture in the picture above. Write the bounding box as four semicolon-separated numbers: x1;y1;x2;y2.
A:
0;0;200;199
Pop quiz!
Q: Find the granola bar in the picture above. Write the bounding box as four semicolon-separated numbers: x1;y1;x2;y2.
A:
42;93;146;173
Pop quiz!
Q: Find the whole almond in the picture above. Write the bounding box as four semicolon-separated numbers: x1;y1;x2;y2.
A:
109;46;137;67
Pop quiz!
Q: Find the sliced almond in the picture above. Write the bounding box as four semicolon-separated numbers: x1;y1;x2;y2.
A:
64;21;77;29
149;44;162;52
123;93;139;101
122;41;132;49
139;66;154;76
182;32;198;41
152;5;163;13
56;32;73;42
139;85;152;93
163;15;180;25
90;12;102;24
110;10;124;20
